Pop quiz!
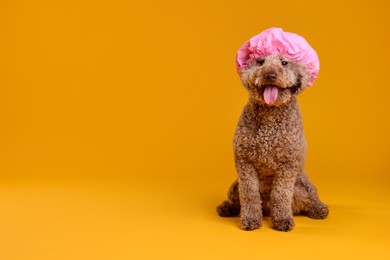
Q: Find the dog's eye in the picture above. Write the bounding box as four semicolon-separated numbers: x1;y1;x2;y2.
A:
282;61;288;66
257;59;265;66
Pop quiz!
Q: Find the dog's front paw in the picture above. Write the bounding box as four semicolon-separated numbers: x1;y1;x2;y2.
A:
240;217;262;231
272;217;295;232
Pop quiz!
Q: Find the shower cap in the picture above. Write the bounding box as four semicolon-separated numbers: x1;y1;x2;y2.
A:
236;27;319;86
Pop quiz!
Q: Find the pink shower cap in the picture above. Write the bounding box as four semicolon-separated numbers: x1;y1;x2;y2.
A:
236;27;319;86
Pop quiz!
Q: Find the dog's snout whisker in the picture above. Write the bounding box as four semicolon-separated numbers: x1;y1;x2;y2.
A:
254;78;260;86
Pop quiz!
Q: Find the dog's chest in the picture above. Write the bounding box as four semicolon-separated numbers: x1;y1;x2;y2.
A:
256;121;292;151
234;101;307;173
252;120;305;170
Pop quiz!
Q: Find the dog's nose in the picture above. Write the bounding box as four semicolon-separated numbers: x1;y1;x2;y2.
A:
265;72;277;80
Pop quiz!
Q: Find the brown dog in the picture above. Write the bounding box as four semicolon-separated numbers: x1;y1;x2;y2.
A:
217;54;328;231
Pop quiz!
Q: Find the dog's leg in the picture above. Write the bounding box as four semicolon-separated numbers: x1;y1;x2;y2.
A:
295;172;329;219
236;162;262;231
217;180;240;217
270;173;296;232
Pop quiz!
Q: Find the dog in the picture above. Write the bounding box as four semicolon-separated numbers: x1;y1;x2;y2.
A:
217;28;329;232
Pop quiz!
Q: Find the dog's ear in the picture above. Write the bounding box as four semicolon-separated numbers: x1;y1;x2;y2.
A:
239;63;257;90
290;74;302;95
291;64;311;95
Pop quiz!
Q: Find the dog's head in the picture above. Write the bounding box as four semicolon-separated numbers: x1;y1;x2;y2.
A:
239;54;311;106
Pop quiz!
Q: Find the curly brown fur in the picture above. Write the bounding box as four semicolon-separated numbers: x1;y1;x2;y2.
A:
217;54;328;232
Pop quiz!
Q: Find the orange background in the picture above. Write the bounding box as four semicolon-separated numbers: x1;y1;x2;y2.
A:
0;0;389;259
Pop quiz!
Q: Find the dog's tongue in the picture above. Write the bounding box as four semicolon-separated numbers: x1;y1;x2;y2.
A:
263;86;278;105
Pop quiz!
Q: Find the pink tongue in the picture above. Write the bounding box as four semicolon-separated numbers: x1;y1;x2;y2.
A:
263;86;278;105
